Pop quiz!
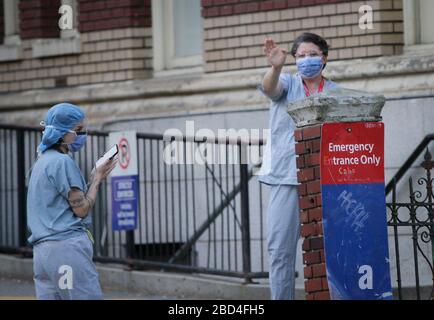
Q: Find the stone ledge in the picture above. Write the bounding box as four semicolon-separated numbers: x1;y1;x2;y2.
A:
287;88;386;127
0;50;433;119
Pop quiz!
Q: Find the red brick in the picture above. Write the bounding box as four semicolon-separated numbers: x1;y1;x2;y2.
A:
303;251;321;265
297;168;314;183
274;0;288;10
308;207;323;222
301;223;315;237
233;3;248;14
220;5;233;15
303;125;322;140
298;195;317;210
312;263;327;277
294;129;303;142
20;0;60;39
200;0;354;19
301;222;323;237
305;153;320;167
314;166;321;180
321;277;329;290
201;0;213;7
288;0;301;7
296;155;305;169
315;194;322;207
297;183;307;197
300;211;309;224
305;278;322;292
295;141;308;155
260;0;274;10
302;0;316;6
317;221;324;235
304;266;313;279
77;0;151;32
302;238;310;251
311;139;321;152
306;180;321;194
320;249;326;262
310;236;324;251
246;2;260;12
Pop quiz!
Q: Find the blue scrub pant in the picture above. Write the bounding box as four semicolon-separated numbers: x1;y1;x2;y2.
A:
33;232;103;300
266;184;300;300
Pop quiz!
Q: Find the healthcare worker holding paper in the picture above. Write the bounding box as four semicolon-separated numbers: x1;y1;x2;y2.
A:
27;103;117;300
259;33;338;300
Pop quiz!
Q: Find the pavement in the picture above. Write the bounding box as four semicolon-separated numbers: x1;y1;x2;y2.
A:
0;276;177;300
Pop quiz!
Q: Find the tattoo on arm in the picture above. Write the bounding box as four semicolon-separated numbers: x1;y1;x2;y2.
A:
69;191;87;209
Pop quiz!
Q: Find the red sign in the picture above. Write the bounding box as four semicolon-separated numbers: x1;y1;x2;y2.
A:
321;122;384;185
118;137;131;170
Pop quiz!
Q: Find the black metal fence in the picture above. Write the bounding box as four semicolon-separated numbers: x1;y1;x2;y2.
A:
386;147;434;300
0;124;268;282
2;124;434;298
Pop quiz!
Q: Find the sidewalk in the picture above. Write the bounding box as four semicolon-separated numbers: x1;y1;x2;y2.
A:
0;254;283;300
0;276;178;300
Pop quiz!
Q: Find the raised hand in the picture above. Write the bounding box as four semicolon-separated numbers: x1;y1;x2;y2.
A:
263;38;287;69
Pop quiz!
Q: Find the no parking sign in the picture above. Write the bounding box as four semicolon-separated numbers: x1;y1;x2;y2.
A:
109;131;138;231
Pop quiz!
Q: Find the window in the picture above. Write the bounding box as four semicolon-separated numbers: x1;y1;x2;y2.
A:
404;0;434;48
152;0;204;76
0;0;22;62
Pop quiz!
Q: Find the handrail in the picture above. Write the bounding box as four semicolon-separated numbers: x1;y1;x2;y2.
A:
385;133;434;195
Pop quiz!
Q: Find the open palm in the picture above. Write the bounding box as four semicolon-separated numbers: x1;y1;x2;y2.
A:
263;38;287;68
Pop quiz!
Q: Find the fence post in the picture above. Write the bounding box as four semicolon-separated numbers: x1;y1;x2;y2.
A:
126;230;135;269
239;144;252;282
16;130;27;249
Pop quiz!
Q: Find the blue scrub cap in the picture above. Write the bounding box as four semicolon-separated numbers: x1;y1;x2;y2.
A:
38;103;85;153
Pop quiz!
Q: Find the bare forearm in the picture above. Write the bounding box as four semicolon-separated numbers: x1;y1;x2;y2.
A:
68;178;101;218
262;65;283;97
85;177;101;211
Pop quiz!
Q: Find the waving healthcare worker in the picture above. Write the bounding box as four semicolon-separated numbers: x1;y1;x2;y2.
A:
259;33;339;300
27;103;117;300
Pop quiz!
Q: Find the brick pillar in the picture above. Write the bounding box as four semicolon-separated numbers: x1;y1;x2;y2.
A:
19;0;61;39
289;87;386;300
295;124;330;300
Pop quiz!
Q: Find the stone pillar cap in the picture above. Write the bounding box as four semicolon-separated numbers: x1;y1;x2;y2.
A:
287;87;386;127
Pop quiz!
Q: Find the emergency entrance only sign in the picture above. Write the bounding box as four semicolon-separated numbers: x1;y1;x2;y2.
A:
109;131;138;231
320;122;393;300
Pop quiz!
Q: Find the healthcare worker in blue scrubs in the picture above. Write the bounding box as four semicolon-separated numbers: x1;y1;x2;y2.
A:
259;33;338;300
27;103;117;300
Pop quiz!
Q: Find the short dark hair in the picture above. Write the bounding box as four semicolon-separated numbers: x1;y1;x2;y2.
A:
290;32;329;57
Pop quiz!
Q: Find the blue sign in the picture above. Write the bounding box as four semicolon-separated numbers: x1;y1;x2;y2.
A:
322;184;392;299
111;175;138;231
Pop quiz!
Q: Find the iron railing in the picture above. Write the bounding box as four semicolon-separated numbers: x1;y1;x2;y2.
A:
0;124;268;282
386;147;434;300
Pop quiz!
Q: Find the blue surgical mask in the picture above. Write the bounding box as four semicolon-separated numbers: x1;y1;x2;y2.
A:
296;56;324;79
66;134;87;152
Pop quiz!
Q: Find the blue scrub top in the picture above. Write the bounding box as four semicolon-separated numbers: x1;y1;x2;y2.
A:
258;72;338;185
26;149;90;245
